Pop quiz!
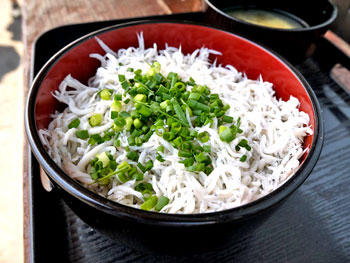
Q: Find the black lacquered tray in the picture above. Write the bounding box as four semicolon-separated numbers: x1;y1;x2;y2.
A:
29;13;350;263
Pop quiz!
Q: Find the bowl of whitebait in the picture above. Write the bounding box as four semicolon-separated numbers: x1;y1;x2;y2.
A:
204;0;337;62
25;20;324;253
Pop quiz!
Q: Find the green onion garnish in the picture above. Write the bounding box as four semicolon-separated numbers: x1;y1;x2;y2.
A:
89;114;102;127
222;115;233;123
76;130;89;139
126;151;139;162
140;195;158;211
240;155;247;162
88;61;251;200
68;118;80;129
99;89;111;100
198;132;209;143
155;196;169;211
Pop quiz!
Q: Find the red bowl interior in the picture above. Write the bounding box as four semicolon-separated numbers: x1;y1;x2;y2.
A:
34;22;315;163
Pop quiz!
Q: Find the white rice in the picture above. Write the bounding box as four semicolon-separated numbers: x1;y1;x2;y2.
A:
39;33;312;213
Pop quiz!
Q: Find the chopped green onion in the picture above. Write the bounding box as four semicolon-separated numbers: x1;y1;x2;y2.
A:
154;119;164;127
203;145;211;153
134;94;147;103
68;118;80;129
188;92;201;100
128;136;135;146
125;117;133;131
190;130;198;138
238;139;248;147
126;151;139;162
171;137;183;148
157;146;165;153
76;130;89;139
174;82;186;91
195;152;207;163
156;153;165;162
119;111;130;118
111;111;118;119
219;127;235;143
181;157;194;167
142;189;153;200
145;160;154;171
162;93;171;100
88;134;102;146
198;132;209;143
137;163;146;173
114;139;121;147
187;163;206;172
118;173;128;183
178;150;193;158
140;196;158;211
134;69;142;75
210;94;219;100
89;114;102;127
171;122;182;134
222;115;234;123
118;74;126;82
132;173;144;181
117;161;131;171
154;73;163;84
135;182;153;192
142;126;149;134
156;85;169;96
114;117;126;127
135;137;143;146
100;89;111;100
137;105;152;117
97;152;110;168
133;118;142;129
142;130;153;142
180;141;193;151
163;131;175;141
155;196;170;211
111;101;122;112
193;110;202;116
132;129;143;137
169;87;180;97
121;81;129;90
170;98;189;127
204;166;213;175
187;99;210;113
240;155;247;162
179;128;189;137
160;99;170;109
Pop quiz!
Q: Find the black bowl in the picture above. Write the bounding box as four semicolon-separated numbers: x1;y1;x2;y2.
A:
204;0;338;62
25;20;324;254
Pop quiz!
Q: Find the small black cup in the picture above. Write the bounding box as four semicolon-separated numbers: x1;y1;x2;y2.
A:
204;0;338;62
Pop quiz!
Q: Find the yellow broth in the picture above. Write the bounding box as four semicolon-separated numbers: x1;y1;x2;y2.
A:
226;9;304;29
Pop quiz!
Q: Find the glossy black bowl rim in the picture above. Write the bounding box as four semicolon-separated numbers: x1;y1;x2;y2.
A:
205;0;338;32
25;20;324;227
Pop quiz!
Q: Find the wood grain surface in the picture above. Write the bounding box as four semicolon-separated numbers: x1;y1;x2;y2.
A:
22;1;202;262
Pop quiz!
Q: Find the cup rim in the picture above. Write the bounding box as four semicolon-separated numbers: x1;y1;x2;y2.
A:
204;0;338;32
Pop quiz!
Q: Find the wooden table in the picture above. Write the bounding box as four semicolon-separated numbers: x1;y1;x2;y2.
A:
22;1;202;261
22;1;350;262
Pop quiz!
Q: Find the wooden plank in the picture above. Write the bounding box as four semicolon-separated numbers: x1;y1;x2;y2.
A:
163;0;204;13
